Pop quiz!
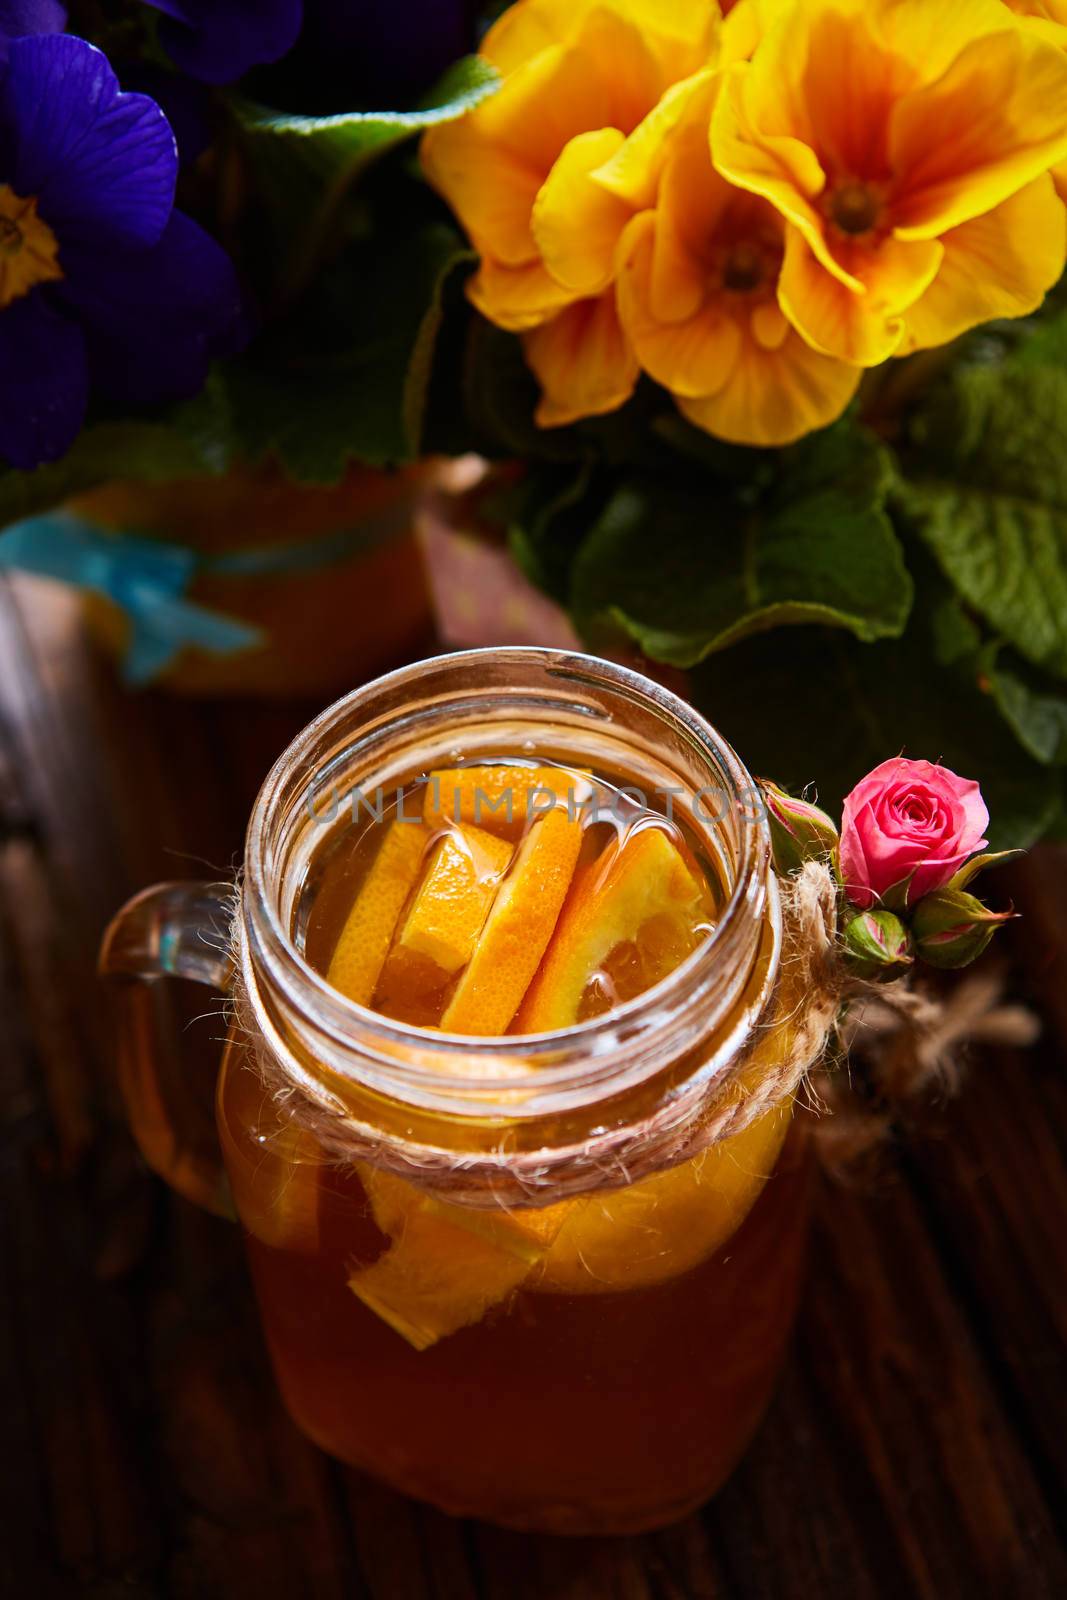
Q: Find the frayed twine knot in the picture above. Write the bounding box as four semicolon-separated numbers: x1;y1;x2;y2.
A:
784;859;1041;1175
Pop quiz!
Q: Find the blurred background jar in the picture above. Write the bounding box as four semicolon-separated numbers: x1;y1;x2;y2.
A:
76;461;435;698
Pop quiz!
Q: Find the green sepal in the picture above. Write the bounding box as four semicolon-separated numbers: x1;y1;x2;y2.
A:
911;888;1015;970
947;850;1025;892
875;870;919;914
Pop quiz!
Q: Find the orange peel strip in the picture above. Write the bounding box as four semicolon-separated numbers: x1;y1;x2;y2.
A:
424;764;587;840
326;819;428;1006
348;1213;533;1351
442;803;587;1036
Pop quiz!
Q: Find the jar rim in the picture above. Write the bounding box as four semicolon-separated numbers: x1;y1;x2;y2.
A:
241;648;775;1114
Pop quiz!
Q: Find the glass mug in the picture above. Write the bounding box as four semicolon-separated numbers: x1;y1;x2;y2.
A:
100;649;814;1536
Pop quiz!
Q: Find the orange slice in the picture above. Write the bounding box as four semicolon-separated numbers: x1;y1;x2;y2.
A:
424;764;586;840
533;1084;793;1295
348;1165;569;1350
516;825;711;1033
344;1020;797;1340
327;819;428;1006
348;1213;532;1351
344;1085;792;1343
393;822;512;976
361;1166;566;1264
441;802;587;1036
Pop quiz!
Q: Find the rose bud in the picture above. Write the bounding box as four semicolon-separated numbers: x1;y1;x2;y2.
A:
839;757;989;909
760;781;839;876
911;888;1015;970
841;909;913;979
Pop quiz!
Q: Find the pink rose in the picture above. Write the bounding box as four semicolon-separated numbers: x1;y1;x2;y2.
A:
839;757;989;909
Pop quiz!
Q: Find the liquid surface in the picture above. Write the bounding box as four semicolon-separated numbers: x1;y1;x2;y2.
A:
300;758;721;1036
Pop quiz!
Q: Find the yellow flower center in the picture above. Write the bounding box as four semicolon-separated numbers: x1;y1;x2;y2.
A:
827;181;883;237
0;184;63;309
722;243;766;292
718;231;783;299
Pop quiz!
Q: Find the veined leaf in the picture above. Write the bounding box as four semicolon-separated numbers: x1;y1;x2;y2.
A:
570;425;912;666
230;57;498;294
899;363;1067;679
215;224;472;478
691;586;1063;853
231;56;497;271
231;56;499;183
984;642;1067;766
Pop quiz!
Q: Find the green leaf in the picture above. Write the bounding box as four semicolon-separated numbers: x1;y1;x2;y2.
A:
214;224;473;478
984;642;1067;765
0;421;219;528
229;58;498;295
899;361;1067;679
231;55;499;189
570;425;912;666
690;578;1063;853
508;461;598;604
456;319;579;464
651;412;778;486
1014;307;1067;369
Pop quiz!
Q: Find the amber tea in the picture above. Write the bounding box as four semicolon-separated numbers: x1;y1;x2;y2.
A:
217;739;809;1533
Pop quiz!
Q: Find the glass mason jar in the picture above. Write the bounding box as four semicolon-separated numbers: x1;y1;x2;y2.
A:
76;461;434;697
100;649;815;1535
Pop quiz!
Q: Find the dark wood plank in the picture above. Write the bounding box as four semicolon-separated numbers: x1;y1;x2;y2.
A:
0;841;163;1593
339;1476;478;1600
896;860;1067;1525
0;576;367;1596
470;1527;661;1600
151;1210;360;1600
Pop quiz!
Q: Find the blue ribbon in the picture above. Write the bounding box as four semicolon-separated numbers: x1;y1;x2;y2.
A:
0;511;265;685
0;505;411;686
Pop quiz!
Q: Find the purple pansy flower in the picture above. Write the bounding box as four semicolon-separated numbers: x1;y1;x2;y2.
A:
143;0;302;85
0;34;245;469
0;0;64;61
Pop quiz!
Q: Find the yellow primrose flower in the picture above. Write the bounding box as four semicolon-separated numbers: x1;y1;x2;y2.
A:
421;0;720;426
1003;0;1067;38
719;0;786;62
1003;0;1067;200
711;0;1067;366
617;74;861;446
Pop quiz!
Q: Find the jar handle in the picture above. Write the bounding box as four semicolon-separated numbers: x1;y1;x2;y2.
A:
99;881;236;1219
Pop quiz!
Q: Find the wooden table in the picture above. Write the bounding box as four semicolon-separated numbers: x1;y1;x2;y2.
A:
3;571;1066;1599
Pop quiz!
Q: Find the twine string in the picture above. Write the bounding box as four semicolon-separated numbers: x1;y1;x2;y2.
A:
238;859;1037;1201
